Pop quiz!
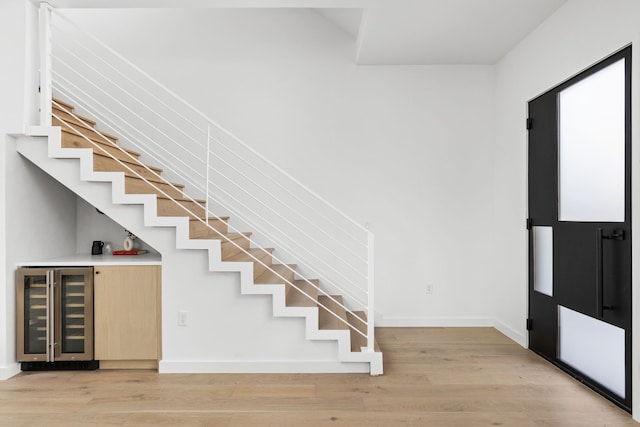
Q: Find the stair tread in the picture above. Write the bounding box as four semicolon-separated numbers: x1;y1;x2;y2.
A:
52;104;97;127
189;216;230;222
286;279;319;307
254;264;297;284
156;195;205;203
318;295;349;331
52;97;75;111
224;247;272;263
124;173;184;189
93;151;163;174
221;231;252;241
53;115;119;141
201;231;251;242
61;128;140;157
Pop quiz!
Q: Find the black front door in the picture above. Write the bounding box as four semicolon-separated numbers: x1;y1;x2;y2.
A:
528;46;632;411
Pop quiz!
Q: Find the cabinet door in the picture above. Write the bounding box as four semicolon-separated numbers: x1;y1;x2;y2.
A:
94;265;160;360
16;268;51;362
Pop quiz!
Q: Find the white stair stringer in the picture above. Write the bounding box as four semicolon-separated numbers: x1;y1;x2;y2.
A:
18;126;383;375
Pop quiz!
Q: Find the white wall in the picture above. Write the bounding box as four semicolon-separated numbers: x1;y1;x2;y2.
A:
63;8;497;327
0;0;30;379
0;0;81;379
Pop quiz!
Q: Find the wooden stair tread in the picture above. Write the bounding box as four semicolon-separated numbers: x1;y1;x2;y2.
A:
189;216;230;238
219;232;253;259
52;97;75;111
224;247;272;263
254;264;297;284
124;176;184;199
318;295;349;331
52;104;97;126
52;104;97;127
286;279;319;307
54;116;119;142
156;195;204;203
190;216;230;223
221;231;252;241
124;174;184;189
61;128;140;157
221;231;251;238
157;198;205;218
93;151;163;175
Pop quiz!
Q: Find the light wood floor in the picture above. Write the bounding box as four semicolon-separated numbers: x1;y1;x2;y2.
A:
0;328;636;426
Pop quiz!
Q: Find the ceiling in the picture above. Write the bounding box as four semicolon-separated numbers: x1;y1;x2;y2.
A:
43;0;568;65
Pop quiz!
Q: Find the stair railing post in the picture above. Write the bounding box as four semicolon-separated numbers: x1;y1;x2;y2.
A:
367;229;375;353
39;2;53;127
205;123;211;215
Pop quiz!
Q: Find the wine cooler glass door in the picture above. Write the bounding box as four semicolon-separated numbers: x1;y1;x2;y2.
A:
55;268;94;361
16;269;51;362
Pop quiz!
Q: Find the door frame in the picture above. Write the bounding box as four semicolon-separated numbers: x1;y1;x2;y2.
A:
525;43;640;416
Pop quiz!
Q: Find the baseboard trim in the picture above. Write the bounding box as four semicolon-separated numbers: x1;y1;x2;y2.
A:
0;363;21;380
493;319;527;347
376;317;527;347
159;360;370;374
377;316;494;327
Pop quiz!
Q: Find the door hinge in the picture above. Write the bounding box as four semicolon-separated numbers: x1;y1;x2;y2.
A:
526;218;532;230
526;318;533;331
526;118;533;130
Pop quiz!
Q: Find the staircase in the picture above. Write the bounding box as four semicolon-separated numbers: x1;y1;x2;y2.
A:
18;98;382;374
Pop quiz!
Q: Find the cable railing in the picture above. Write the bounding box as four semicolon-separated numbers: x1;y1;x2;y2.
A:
38;3;376;353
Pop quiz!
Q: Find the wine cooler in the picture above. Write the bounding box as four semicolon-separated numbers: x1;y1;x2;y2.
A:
16;267;94;366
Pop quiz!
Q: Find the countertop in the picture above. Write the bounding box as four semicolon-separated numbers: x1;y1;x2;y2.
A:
16;253;162;267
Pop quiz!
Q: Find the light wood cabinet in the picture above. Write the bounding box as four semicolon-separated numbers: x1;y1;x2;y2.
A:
94;265;161;369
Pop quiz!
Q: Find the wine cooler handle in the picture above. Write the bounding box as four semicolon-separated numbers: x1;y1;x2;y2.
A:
49;270;55;362
45;270;51;362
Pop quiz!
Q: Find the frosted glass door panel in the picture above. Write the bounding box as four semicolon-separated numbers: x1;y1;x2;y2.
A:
558;59;625;222
558;305;625;398
532;226;553;296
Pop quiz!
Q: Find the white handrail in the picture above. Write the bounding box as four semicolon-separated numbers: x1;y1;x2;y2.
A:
44;7;377;353
51;8;368;234
52;75;206;188
54;96;369;332
51;34;208;147
211;135;367;246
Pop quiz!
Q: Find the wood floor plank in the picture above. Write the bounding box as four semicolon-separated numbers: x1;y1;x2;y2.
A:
0;327;635;426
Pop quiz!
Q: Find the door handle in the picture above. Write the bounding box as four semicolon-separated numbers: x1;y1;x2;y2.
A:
596;228;625;317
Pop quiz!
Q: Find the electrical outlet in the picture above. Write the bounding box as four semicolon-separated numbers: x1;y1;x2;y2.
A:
178;310;188;326
426;284;434;294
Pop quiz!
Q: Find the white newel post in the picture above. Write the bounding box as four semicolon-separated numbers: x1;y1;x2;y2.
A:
39;2;52;127
367;230;375;353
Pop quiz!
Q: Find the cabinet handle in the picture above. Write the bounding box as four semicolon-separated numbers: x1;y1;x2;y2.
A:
95;271;100;275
